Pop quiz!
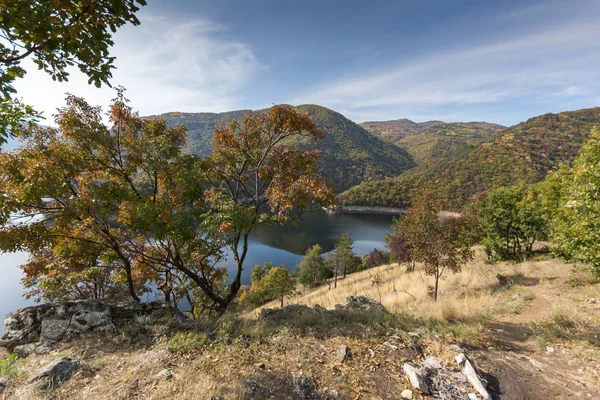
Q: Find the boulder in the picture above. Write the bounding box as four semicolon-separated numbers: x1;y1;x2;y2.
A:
260;304;317;324
27;357;80;390
337;296;387;313
402;363;429;394
400;388;413;399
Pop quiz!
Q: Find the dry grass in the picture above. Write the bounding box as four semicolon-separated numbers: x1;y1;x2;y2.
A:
254;247;572;324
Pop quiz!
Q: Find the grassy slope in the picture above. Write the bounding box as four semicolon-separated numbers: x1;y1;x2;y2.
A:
152;105;416;193
343;107;600;209
3;251;599;399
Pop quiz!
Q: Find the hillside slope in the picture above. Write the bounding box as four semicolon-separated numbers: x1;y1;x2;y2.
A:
361;120;505;166
343;107;600;209
152;105;416;193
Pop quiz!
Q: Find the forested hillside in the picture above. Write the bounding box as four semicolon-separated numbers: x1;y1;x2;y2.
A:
153;105;416;192
361;120;505;165
343;107;600;209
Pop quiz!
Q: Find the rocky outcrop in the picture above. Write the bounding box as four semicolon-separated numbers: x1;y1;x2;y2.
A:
260;296;387;324
338;296;388;313
1;300;184;356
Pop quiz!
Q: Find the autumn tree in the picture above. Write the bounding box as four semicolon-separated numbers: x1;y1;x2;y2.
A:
327;233;361;287
395;194;473;300
387;225;415;271
204;105;334;311
0;0;146;141
362;248;391;270
298;244;331;288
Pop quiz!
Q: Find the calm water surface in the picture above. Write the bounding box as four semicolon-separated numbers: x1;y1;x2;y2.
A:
0;210;396;332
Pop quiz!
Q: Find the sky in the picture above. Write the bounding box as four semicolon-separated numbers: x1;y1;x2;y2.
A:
12;0;600;127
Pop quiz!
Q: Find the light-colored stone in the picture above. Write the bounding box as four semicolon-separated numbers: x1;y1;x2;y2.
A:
468;394;479;400
423;355;443;370
153;369;172;380
0;376;7;393
27;357;80;390
401;388;413;399
329;389;340;399
402;363;429;394
455;353;491;400
546;346;556;354
337;345;349;363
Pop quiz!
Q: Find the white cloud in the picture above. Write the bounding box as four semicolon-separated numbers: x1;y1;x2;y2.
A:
12;11;259;124
290;8;600;123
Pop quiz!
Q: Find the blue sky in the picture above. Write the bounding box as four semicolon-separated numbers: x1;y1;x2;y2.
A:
13;0;600;126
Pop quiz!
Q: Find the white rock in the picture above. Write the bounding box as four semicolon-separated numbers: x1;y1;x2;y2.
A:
154;369;173;380
455;354;491;400
468;394;479;400
546;346;556;354
401;388;413;399
423;355;443;370
402;364;429;394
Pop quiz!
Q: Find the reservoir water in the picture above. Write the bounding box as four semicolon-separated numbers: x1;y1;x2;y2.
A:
0;210;397;332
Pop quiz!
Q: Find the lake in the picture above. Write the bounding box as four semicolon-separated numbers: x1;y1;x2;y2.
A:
0;210;397;332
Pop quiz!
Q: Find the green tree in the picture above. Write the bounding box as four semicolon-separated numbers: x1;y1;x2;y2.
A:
298;244;331;289
477;185;549;261
395;193;473;301
552;127;600;274
249;264;295;307
327;233;361;287
0;0;146;141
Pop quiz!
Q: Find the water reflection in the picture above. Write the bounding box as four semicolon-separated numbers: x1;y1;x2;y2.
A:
0;210;397;332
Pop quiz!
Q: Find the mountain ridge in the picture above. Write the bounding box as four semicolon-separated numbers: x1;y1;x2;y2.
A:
342;106;600;209
150;104;416;193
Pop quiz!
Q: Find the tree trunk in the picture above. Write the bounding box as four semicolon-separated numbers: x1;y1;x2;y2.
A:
334;267;338;288
434;272;440;301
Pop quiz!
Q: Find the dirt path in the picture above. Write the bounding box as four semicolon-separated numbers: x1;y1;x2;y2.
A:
476;289;599;399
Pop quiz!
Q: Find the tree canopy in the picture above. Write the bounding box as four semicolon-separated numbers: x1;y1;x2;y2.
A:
0;0;146;141
0;94;333;313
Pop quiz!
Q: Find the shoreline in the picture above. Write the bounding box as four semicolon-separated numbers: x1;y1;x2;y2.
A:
324;205;408;215
325;206;462;218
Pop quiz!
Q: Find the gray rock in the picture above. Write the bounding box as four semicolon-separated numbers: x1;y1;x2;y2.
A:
342;296;387;313
546;346;556;354
401;388;413;399
329;389;340;399
337;344;349;363
1;300;183;351
455;353;490;400
154;369;173;380
0;376;7;393
27;357;80;390
292;372;314;399
402;363;429;394
423;355;443;370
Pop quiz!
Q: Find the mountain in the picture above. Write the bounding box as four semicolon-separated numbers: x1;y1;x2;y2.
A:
151;105;416;193
361;119;505;165
342;107;600;210
398;122;506;165
360;119;422;143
